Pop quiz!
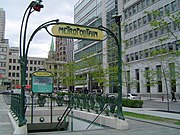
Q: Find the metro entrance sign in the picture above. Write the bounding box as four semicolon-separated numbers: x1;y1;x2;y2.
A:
32;71;54;93
51;22;104;41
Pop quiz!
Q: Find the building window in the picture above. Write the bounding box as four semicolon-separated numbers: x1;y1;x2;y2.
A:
125;25;128;33
126;55;130;62
142;0;146;9
129;23;133;31
137;2;142;12
146;0;151;6
161;44;167;53
0;47;7;52
169;63;176;92
147;14;152;22
144;49;149;58
17;66;20;70
134;36;138;45
9;66;11;70
171;1;177;12
13;59;16;63
127;70;131;93
133;5;137;14
130;38;133;46
150;47;154;56
133;20;137;29
143;32;148;41
149;30;153;39
173;22;179;31
158;7;163;16
130;53;134;61
128;7;132;17
176;43;180;50
9;59;12;63
168;43;174;51
139;51;143;59
30;60;33;64
165;4;170;13
156;65;162;92
0;55;6;60
138;18;142;27
139;34;143;43
143;16;147;24
12;73;15;77
0;62;6;67
145;67;150;93
124;10;128;19
135;69;140;93
135;52;139;60
135;69;140;80
125;40;130;48
154;29;159;37
13;66;16;70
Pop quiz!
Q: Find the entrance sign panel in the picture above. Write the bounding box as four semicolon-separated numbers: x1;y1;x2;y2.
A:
52;23;104;41
32;71;54;93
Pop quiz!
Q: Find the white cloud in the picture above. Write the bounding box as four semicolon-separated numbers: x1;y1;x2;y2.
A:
1;0;78;58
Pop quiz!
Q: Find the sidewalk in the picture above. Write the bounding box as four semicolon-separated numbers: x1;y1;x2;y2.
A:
0;94;13;135
0;94;180;135
141;96;180;103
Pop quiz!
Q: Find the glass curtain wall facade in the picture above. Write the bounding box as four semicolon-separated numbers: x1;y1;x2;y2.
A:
74;0;103;92
74;0;118;93
74;0;180;97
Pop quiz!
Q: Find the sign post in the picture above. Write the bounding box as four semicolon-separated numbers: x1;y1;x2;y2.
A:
31;70;54;123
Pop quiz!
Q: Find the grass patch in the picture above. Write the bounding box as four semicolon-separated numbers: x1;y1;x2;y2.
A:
124;111;180;126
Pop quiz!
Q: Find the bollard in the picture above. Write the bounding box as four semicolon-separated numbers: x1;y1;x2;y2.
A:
161;96;164;101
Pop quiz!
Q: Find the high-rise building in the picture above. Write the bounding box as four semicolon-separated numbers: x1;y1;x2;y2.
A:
74;0;117;93
74;0;180;97
121;0;180;97
0;8;5;42
55;37;74;62
0;8;46;90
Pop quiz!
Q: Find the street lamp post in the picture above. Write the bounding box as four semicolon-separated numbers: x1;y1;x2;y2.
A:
112;13;124;120
98;13;124;120
19;0;43;126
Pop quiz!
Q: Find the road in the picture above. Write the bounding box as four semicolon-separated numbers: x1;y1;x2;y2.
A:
143;99;180;112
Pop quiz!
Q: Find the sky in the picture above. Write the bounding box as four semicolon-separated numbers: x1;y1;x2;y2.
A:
0;0;79;58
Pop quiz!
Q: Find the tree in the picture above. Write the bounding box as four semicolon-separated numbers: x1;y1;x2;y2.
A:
144;10;180;111
63;61;76;92
75;54;107;93
143;67;157;100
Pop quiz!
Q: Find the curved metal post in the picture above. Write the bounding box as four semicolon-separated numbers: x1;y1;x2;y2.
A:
19;0;43;126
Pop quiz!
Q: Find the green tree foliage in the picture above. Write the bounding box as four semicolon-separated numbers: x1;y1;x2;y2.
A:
144;9;180;111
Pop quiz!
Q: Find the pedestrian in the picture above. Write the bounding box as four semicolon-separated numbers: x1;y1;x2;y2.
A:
171;91;177;102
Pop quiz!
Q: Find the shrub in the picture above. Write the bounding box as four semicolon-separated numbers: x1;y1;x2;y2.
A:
122;99;143;108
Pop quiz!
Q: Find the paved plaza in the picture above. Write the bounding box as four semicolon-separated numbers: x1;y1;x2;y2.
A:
0;94;179;135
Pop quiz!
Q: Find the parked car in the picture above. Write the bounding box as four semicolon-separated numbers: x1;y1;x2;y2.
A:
127;93;141;100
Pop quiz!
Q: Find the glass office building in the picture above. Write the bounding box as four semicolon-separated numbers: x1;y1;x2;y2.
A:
74;0;180;97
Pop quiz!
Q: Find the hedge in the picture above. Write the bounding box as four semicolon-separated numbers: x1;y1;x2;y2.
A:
122;99;143;108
